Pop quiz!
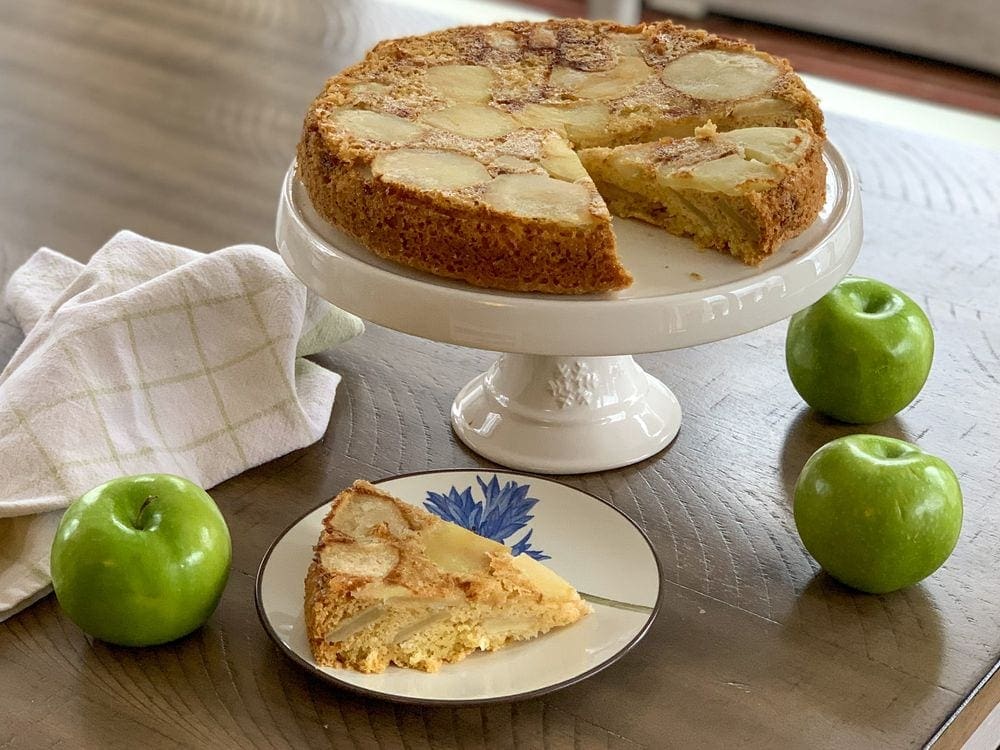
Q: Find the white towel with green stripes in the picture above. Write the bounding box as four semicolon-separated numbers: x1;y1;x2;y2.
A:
0;230;364;618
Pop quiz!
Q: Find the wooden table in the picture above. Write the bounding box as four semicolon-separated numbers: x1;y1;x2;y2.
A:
2;1;999;747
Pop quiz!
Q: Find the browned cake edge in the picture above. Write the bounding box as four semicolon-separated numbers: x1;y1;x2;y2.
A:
303;481;425;671
738;126;828;263
304;482;366;666
297;129;630;295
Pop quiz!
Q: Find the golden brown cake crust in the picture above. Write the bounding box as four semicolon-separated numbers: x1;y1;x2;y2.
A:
297;18;826;294
740;128;827;262
297;128;628;295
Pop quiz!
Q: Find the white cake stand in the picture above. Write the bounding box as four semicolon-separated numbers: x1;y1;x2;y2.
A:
276;143;862;474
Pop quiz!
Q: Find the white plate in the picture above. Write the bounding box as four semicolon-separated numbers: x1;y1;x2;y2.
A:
255;470;661;704
276;141;861;355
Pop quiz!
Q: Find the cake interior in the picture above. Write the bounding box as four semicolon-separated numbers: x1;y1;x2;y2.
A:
579;122;823;263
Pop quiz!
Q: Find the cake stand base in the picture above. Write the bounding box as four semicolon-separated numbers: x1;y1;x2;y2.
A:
450;354;681;475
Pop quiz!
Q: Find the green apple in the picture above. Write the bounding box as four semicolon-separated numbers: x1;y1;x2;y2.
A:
50;474;231;646
793;435;962;594
786;276;934;423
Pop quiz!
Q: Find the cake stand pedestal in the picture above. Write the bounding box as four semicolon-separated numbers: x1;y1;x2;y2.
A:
452;353;681;474
276;143;862;475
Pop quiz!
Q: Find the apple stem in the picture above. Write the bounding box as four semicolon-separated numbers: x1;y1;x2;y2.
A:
136;495;157;528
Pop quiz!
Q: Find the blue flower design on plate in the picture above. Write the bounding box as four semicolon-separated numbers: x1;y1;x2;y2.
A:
424;475;550;560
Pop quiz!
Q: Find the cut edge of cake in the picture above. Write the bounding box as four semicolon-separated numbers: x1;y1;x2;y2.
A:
577;119;827;264
296;125;632;294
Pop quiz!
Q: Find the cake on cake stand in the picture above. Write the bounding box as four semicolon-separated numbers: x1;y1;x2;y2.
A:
276;143;862;475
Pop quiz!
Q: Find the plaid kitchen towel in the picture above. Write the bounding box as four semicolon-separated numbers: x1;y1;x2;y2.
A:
0;230;364;618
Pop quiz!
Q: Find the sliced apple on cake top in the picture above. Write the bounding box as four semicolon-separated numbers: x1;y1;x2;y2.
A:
297;19;827;294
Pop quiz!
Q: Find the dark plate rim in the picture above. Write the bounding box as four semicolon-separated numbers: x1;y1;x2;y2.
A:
254;468;664;706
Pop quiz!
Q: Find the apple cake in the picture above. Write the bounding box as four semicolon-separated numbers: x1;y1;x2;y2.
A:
578;120;826;265
304;480;591;673
297;18;826;294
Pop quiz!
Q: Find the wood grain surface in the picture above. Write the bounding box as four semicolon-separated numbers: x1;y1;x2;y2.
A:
1;1;999;748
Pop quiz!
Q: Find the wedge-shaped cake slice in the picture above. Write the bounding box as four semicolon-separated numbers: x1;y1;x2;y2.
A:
298;123;631;294
304;480;591;673
579;120;826;265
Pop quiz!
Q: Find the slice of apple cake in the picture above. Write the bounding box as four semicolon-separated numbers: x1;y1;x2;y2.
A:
578;120;826;264
304;480;590;673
